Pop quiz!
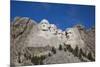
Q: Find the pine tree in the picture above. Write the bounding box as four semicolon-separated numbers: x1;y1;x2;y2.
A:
59;44;62;50
31;55;46;65
87;52;94;61
64;48;67;52
73;46;79;57
51;47;56;54
31;55;39;65
67;45;73;52
48;53;52;57
79;48;83;59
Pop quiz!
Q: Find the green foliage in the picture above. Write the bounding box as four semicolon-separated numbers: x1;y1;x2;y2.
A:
51;47;56;54
48;53;52;57
24;53;31;60
79;48;83;59
59;44;63;50
31;56;39;65
18;52;21;63
82;51;87;57
31;55;46;65
73;46;79;57
41;55;46;60
64;48;67;52
87;52;94;61
66;45;73;52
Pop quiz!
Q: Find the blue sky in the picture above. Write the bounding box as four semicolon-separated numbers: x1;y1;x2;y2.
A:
11;1;95;30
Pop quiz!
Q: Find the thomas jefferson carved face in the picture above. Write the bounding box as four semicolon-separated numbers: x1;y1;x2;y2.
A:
49;24;57;34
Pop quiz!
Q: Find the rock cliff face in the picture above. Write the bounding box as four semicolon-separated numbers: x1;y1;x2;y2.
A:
79;27;95;58
65;25;95;59
65;27;85;49
10;17;95;66
10;17;37;65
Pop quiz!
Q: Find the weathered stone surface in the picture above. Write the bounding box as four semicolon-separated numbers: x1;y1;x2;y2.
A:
10;17;95;66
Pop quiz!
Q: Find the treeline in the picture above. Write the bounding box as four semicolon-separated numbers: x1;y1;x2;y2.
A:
31;55;46;65
50;44;95;61
63;44;95;61
22;44;95;65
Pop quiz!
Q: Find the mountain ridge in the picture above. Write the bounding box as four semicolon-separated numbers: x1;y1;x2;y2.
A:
10;17;95;66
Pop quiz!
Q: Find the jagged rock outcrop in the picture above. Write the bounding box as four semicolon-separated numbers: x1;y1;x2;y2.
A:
65;25;95;60
10;17;37;65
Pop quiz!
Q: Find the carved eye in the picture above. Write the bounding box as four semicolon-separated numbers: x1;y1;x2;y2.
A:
44;22;48;24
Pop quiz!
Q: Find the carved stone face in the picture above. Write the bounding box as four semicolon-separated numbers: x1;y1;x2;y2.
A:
39;19;50;31
67;31;73;40
56;29;62;37
40;23;49;31
49;24;57;34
